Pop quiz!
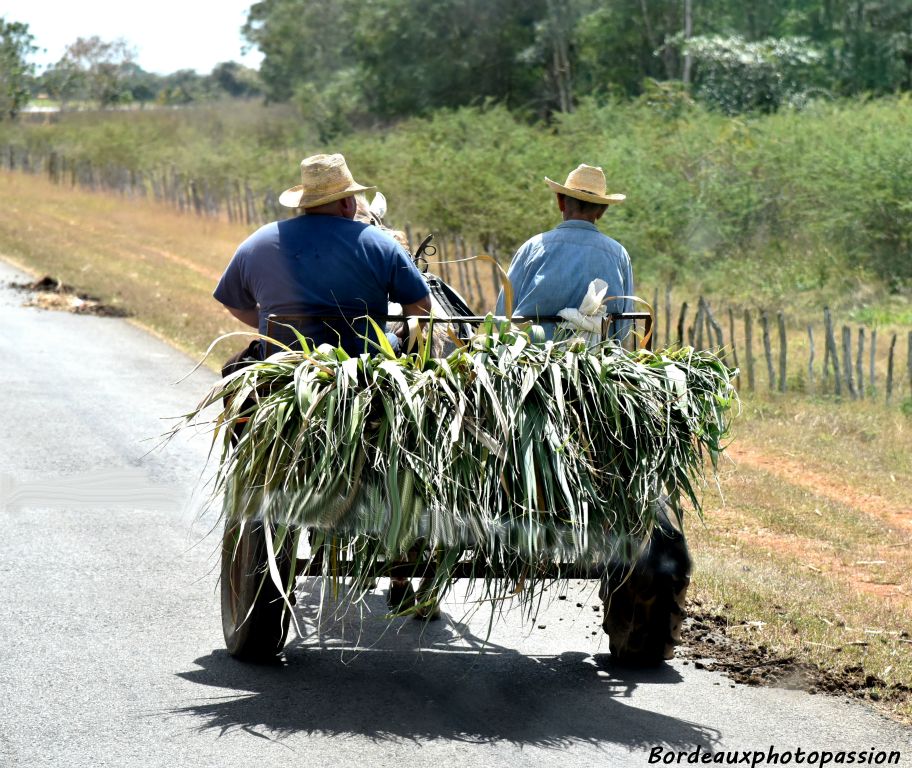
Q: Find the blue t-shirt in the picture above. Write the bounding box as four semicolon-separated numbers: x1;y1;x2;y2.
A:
214;214;429;354
494;220;634;340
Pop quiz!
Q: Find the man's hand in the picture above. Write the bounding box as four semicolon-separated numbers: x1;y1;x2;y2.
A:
226;306;260;328
395;295;433;344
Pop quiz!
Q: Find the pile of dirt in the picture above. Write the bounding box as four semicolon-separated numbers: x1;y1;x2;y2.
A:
682;601;911;706
8;276;128;317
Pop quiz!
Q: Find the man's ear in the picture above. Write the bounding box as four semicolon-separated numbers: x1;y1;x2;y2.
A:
341;195;357;219
556;194;566;213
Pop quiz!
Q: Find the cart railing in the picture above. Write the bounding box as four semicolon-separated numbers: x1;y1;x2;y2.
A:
267;311;654;351
294;552;605;579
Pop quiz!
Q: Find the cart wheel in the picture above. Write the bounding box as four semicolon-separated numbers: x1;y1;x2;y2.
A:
600;503;691;665
221;520;297;662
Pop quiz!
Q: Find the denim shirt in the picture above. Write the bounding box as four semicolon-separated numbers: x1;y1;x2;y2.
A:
494;220;634;340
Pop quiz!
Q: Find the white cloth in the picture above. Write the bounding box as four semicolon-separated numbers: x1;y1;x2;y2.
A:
557;279;611;346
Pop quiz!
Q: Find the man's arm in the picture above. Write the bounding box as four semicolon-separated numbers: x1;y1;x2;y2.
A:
401;294;432;317
391;294;432;346
226;306;260;328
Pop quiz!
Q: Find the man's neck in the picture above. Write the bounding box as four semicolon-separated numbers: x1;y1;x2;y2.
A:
561;213;599;224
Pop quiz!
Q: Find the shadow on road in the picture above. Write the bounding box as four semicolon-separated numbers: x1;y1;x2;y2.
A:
175;584;720;750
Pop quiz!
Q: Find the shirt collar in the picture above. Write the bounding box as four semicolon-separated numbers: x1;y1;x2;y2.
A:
556;220;599;232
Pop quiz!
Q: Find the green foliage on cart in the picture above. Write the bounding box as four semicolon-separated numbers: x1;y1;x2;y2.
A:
173;321;736;617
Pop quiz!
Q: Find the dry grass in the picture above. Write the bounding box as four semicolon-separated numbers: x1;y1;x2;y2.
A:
0;170;254;366
2;171;911;719
690;395;912;721
0;171;509;364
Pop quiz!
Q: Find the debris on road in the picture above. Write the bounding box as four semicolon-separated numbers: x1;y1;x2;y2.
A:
8;275;127;317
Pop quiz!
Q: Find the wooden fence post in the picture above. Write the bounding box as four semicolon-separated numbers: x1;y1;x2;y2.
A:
704;300;723;349
856;328;865;399
869;329;877;396
664;285;672;348
445;240;456;286
693;297;705;349
487;249;500;303
225;183;235;222
777;311;787;392
188;179;203;216
456;237;474;308
823;307;841;396
244;183;255;225
437;236;449;283
727;307;740;375
761;311;775;391
907;330;912;399
744;309;755;390
822;322;831;383
842;326;857;399
807;325;815;392
652;287;659;346
468;243;485;309
886;333;898;404
677;302;688;348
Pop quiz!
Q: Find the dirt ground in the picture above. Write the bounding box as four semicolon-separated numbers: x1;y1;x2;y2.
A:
682;601;912;708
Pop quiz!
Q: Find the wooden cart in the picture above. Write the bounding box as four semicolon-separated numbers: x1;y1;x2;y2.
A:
219;305;691;666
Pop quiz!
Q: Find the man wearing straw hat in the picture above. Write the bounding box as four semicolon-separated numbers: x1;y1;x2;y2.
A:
214;153;431;356
495;163;634;341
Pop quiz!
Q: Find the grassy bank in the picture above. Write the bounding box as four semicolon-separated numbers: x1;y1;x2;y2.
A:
0;171;249;362
690;395;912;721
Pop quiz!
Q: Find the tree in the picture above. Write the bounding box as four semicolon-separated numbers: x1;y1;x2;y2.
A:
120;62;164;104
58;36;136;108
239;0;912;124
209;61;263;98
684;34;823;113
353;0;545;117
573;0;685;99
518;0;595;114
158;69;209;105
0;18;37;119
244;0;545;119
38;60;85;111
243;0;355;102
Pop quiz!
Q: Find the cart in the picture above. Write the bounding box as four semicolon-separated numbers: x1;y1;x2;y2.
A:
219;298;692;667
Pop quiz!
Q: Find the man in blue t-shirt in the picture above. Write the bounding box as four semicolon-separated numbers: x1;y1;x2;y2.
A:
214;153;430;356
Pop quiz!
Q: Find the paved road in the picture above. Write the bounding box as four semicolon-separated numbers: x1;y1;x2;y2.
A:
0;258;909;768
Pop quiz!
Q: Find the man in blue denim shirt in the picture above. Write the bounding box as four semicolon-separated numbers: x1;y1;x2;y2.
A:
495;163;634;341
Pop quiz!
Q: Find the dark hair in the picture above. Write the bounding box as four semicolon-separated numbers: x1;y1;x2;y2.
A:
560;194;608;217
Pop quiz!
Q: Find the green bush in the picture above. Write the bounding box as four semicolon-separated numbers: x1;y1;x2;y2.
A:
1;95;910;305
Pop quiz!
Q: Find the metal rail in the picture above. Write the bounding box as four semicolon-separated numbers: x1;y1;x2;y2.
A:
295;556;605;580
267;311;654;350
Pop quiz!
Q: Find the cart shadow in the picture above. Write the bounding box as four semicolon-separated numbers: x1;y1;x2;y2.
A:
175;583;720;750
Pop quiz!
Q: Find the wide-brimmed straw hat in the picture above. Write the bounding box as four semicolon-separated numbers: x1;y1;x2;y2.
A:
544;164;625;205
279;153;376;209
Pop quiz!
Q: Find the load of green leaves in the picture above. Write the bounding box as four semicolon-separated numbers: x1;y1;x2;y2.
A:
178;319;736;611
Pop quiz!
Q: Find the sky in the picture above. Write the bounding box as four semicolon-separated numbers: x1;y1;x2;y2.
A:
2;0;264;75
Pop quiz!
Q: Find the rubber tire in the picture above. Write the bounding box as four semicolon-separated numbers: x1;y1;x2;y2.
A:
600;503;692;666
221;520;296;662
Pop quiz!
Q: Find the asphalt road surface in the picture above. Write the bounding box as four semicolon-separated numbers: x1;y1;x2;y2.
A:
1;258;909;768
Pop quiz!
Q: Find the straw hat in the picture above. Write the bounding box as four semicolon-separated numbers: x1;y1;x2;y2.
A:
544;164;625;205
279;153;376;209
